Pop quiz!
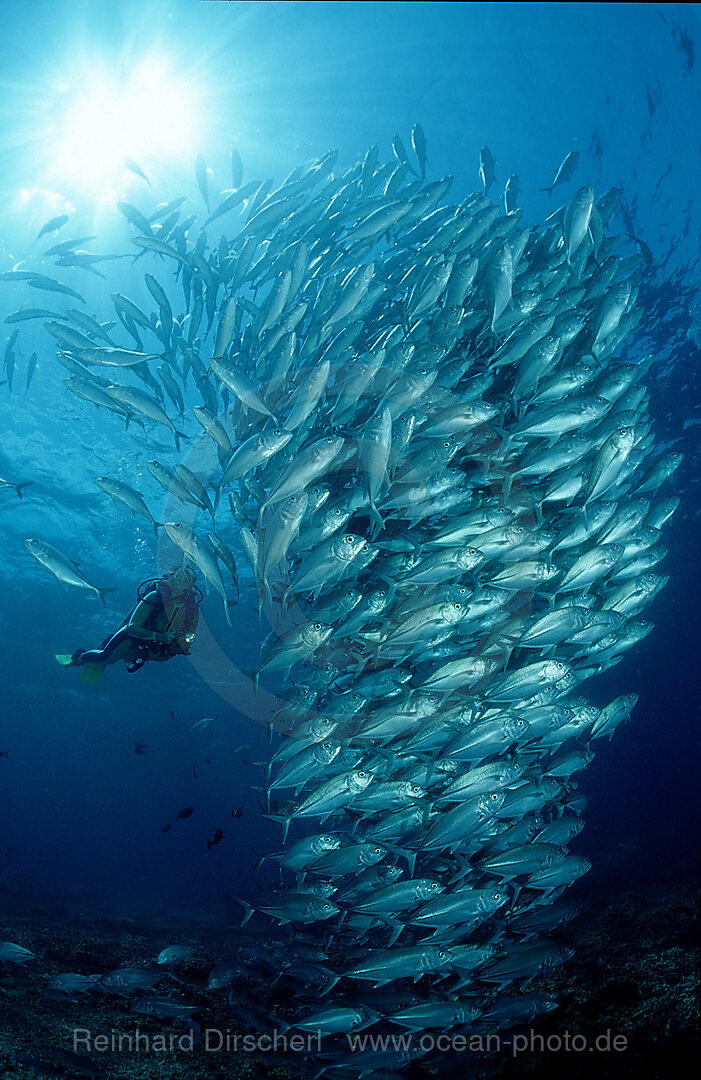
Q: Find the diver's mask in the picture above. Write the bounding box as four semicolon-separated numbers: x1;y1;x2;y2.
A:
168;566;195;595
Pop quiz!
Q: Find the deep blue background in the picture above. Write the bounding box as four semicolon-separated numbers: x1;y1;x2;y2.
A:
0;2;699;917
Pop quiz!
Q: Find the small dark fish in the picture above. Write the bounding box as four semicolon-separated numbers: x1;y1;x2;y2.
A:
133;741;149;755
169;709;175;720
207;827;225;851
5;847;17;859
392;133;416;176
193;764;198;780
411;123;427;180
504;172;520;214
26;352;37;393
540;150;580;196
204;758;212;765
123;156;151;185
26;275;86;303
4;328;18;395
35;214;69;242
4;307;63;322
479;145;496;195
0;750;8;758
116;200;153;236
162;823;172;835
232;808;243;820
44;236;96;256
176;806;194;819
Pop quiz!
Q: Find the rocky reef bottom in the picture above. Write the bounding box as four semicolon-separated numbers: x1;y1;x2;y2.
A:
0;851;697;1080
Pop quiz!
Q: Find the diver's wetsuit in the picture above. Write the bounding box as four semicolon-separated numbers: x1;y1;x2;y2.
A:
65;574;200;678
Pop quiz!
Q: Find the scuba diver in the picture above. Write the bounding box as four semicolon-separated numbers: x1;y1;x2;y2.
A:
56;566;201;684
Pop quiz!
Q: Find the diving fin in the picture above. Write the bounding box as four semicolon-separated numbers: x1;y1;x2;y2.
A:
80;663;106;685
55;654;75;667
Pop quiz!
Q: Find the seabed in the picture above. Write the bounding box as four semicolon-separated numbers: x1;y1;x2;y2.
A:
1;851;697;1080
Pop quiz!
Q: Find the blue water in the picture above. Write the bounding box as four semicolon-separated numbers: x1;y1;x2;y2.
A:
0;0;699;919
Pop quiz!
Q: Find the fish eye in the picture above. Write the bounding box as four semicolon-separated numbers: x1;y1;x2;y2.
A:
313;623;323;631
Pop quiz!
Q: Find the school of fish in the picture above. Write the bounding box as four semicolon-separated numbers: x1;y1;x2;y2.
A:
2;128;681;1076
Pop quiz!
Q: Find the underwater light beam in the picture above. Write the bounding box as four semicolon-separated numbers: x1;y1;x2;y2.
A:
51;56;201;191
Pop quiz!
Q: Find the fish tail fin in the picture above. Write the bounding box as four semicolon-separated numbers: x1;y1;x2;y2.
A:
319;973;341;998
241;667;260;694
387;921;404;947
234;897;255;926
96;586;117;607
14;481;32;499
173;429;189;450
538;186;553;196
258;574;273;612
265;814;291;844
251;846;267;873
381;842;417;877
279;588;291;618
369;501;384;537
254;594;264;630
223;597;233;627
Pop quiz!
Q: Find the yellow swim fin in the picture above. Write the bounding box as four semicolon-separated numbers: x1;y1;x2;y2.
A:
80;663;106;685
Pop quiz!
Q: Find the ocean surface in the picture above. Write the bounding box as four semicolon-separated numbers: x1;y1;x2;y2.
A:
0;3;699;1078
